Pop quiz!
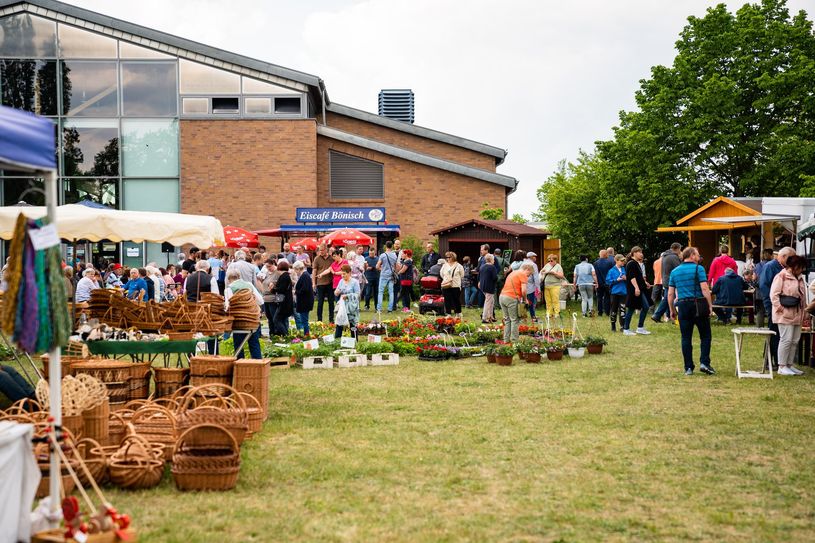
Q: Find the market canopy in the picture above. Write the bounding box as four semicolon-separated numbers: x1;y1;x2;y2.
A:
320;228;373;247
0;105;56;172
0;204;225;248
222;225;259;248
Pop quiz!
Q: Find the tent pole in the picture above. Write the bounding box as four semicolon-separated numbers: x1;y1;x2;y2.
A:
44;169;62;522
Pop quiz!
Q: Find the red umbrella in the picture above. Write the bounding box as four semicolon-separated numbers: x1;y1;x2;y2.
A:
320;228;373;247
223;225;259;248
290;237;319;251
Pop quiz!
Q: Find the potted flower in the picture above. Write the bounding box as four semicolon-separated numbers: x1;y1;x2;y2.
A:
493;344;516;366
515;337;541;363
567;338;587;358
484;343;498;364
545;340;565;361
585;336;607;354
417;345;449;361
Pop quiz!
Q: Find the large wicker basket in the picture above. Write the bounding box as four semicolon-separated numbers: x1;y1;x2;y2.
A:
189;355;235;377
82;397;110;444
232;359;270;418
129;361;152;401
176;384;248;449
154;367;190;398
108;433;164;489
76;437;108;485
171;423;240;491
131;405;177;462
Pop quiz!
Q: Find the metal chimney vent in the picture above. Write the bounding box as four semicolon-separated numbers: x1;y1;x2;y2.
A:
378;89;414;124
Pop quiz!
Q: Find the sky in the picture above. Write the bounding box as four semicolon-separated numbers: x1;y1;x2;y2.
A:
65;0;812;218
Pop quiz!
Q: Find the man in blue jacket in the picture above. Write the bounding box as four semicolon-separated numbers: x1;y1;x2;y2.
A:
711;268;748;324
593;249;614;317
759;247;795;366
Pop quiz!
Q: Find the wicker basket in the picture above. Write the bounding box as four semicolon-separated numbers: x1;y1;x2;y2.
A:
171;423;240;491
131;405;177;462
190;355;235;377
237;392;263;437
76;437;108;485
176;384;247;449
108;434;164;489
154;367;190;398
72;359;132;385
106;410;134;447
62;412;84;439
35;471;75;499
82;397;110;444
129;361;152;401
232;359;269;418
190;369;232;388
39;355;83;379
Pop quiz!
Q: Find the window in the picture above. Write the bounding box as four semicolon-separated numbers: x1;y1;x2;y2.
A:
62;119;119;176
122;119;178;177
121;62;177;116
212;97;239;114
244;97;271;115
60;61;118;116
329;151;384;200
242;77;299;95
274;97;301;114
58;24;117;58
182;97;207;115
179;59;239;94
63;178;118;207
2;177;45;206
0;59;58;115
119;41;172;59
0;14;56;57
123;179;179;212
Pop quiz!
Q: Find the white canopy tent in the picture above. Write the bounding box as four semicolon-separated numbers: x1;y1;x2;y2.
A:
0;204;226;248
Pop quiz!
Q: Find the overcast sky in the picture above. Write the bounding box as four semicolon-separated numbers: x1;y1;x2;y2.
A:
66;0;812;218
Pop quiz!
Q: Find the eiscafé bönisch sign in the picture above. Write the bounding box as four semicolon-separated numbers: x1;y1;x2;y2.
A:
295;207;386;223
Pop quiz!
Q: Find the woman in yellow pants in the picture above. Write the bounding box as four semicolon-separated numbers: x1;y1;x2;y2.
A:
541;254;565;318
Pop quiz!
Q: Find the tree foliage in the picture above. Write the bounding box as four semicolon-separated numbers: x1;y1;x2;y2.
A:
537;0;815;270
510;213;527;224
479;202;504;220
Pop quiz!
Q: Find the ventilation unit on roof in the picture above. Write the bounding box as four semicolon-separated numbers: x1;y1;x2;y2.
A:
378;89;414;124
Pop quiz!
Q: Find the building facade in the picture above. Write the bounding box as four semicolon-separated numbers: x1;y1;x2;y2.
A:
0;0;517;267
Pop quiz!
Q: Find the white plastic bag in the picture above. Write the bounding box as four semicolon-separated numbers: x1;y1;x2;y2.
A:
335;298;349;326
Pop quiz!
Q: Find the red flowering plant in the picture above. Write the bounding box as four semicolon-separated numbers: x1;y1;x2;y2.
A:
417;344;449;359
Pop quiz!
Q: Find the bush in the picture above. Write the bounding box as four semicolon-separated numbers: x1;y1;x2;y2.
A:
357;342;395;355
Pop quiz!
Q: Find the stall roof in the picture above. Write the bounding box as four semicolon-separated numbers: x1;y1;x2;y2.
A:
430;219;550;237
702;215;798;224
256;225;401;237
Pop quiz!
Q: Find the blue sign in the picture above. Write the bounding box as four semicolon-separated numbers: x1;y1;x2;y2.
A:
296;207;386;223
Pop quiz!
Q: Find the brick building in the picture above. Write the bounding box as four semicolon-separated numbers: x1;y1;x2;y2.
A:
0;0;518;266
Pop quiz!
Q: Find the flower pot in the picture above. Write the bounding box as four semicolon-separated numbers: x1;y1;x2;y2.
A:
546;350;564;361
587;344;603;354
525;352;541;363
495;355;513;366
486;354;497;364
568;347;585;358
518;351;527;360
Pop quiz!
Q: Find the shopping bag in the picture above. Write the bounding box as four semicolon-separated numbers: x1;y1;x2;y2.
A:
335;298;350;326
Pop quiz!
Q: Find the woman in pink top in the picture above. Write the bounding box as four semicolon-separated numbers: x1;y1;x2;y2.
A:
770;254;807;375
329;250;348;289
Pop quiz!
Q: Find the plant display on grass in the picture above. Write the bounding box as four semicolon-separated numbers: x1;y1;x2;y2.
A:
358;321;387;335
417;345;449;359
585;336;608;346
493;344;517;357
356;341;395;355
568;338;587;349
454;322;477;335
544;340;566;353
264;345;293;359
387;341;420;356
435;317;461;333
514;337;540;354
309;322;336;337
475;330;503;344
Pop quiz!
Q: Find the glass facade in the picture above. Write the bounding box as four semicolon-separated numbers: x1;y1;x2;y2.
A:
0;11;308;264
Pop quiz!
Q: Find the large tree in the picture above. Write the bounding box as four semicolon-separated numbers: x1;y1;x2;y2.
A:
537;0;815;269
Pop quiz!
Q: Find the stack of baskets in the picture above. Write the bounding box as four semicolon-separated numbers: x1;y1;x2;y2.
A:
232;359;270;420
88;288;117;321
129;361;152;401
189;354;235;387
153;367;190;398
130;405;177;461
35;376;93;438
76;374;110;444
227;290;260;331
71;359;132;410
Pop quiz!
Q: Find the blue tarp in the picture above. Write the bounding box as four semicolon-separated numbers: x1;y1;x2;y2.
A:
0;105;56;172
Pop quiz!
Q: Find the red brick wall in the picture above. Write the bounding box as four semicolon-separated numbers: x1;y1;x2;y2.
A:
326;112;499;171
180;120;317;232
317;136;507;239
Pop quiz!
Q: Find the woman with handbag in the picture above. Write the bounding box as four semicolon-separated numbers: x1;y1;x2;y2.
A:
770;255;807;375
334;264;361;339
667;247;715;376
271;260;294;336
440;251;465;316
396;249;415;310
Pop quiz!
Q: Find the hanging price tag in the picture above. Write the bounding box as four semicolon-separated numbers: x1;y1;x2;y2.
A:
28;223;60;250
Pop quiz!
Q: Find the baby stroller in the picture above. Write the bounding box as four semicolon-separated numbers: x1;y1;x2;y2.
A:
418;275;445;315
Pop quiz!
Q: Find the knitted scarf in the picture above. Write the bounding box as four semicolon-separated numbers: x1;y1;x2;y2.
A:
1;213;26;336
17;228;39;352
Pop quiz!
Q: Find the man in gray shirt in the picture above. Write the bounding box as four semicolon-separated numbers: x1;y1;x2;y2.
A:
652;242;682;322
227;249;259;287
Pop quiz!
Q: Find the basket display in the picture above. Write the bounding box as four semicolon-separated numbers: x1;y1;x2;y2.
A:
171;423;240;491
237;393;263;436
82;397;110;444
154;367;190;398
176;385;248;449
131;405;177;461
129;361;152;401
232;359;270;419
108;434;164;489
71;359;132;384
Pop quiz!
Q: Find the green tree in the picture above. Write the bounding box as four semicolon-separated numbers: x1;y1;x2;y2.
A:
537;0;815;269
479;202;503;220
510;213;527;224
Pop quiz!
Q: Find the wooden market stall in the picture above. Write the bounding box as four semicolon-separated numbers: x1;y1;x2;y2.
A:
430;219;553;265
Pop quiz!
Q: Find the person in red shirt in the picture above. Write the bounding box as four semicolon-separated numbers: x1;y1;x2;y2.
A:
707;245;738;287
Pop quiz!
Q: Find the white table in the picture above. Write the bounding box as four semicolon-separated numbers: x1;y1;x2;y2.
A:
731;327;776;379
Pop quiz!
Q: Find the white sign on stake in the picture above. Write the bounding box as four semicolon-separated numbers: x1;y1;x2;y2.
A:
340;336;356;349
303;339;319;350
367;334;383;343
322;334;336;344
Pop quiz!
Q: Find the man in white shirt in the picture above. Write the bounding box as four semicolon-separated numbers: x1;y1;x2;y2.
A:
74;268;99;302
227;249;259;286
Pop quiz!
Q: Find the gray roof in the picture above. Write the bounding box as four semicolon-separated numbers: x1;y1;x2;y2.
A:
328;103;507;165
0;0;328;100
317;125;517;192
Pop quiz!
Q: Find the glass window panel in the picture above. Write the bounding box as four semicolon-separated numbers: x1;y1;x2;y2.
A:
179;59;239;94
2;177;45;206
0;59;58;115
245;97;271;115
61;61;118;117
242;77;299;95
62;119;119;177
182;97;207;114
122;119;178;177
119;41;171;59
0;14;56;57
58;24;117;58
123;179;178;212
63;178;118;207
275;97;301;114
121;62;177;116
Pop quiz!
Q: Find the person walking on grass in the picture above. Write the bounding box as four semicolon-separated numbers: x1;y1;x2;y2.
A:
759;247;795;367
770;254;807;376
500;263;533;342
652;243;682;323
440;251;465;316
522;252;540;322
622;246;651;336
573;254;597;317
605;254;627;331
668;247;715;376
593;249;613;317
479;253;498;323
541;254;565;320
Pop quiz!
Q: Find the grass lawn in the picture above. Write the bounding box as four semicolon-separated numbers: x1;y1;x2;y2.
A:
23;304;815;541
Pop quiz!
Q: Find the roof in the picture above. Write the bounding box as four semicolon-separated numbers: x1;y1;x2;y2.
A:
327;103;508;165
0;0;327;99
429;219;549;237
730;198;763;212
317;125;518;191
675;196;761;225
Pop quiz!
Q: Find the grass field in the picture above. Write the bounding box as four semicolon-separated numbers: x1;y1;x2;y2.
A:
28;305;815;541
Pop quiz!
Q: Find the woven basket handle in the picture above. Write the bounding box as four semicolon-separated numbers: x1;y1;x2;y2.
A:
76;437;103;459
174;423;239;456
237;392;261;411
131;405;176;427
8;397;42;414
180;383;246;412
115;433;156;462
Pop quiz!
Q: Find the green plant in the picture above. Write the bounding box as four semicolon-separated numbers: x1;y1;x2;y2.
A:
389;341;419;356
493;344;516;357
568;339;587;349
264;345;293;358
585;335;608;346
357;342;395;355
417;345;449;359
544;340;566;353
475;330;502;344
514;337;539;353
479;202;503;220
